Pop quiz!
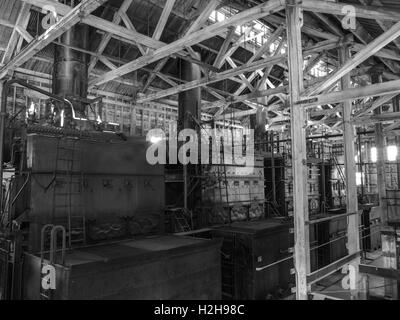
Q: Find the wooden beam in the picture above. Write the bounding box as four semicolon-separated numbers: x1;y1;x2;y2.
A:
286;0;309;300
311;12;344;37
211;86;287;117
359;0;400;51
89;0;285;86
1;3;31;64
98;56;118;70
138;54;286;103
351;43;400;61
248;25;285;65
299;79;400;107
152;0;177;41
359;264;400;280
15;5;32;55
27;0;164;50
336;14;399;74
213;26;236;68
383;120;400;133
0;0;107;80
305;21;400;96
351;43;400;62
340;45;361;299
215;26;253;67
226;57;254;91
354;93;397;117
184;0;221;36
265;14;340;41
302;0;400;22
139;39;342;103
307;252;361;285
88;0;137;74
141;1;220;93
304;52;326;75
0;18;16;29
15;25;33;43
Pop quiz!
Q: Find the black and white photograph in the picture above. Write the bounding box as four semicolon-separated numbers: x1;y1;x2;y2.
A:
0;0;399;306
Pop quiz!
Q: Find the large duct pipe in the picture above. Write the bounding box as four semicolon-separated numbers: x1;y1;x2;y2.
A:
53;23;89;117
178;54;201;212
178;54;201;131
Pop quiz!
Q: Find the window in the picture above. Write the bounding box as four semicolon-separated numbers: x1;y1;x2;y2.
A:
370;147;377;163
387;145;398;161
356;172;363;186
216;11;226;22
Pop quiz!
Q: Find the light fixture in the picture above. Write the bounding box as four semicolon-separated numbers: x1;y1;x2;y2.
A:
356;172;362;186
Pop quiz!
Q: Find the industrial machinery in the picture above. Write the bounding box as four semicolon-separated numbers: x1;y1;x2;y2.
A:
0;5;355;301
0;16;221;300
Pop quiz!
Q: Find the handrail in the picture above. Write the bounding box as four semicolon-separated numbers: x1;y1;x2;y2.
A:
40;224;54;261
50;226;66;265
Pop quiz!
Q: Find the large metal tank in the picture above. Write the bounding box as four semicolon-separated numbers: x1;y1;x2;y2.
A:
24;134;165;252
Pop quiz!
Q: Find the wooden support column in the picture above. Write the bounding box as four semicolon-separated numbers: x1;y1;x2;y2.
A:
371;66;388;226
393;96;400;188
340;45;361;299
286;0;310;300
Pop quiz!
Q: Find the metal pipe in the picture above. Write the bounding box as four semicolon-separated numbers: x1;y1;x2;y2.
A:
0;79;73;218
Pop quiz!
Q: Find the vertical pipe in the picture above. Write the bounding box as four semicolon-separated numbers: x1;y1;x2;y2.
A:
178;53;201;211
371;66;388;225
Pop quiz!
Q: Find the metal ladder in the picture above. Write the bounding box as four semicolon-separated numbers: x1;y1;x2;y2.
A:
52;138;86;248
39;225;66;300
173;208;191;232
332;154;347;188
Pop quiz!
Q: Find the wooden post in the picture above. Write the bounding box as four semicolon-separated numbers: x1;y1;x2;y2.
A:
340;44;361;299
286;0;310;300
0;80;5;215
371;66;388;226
393;96;400;188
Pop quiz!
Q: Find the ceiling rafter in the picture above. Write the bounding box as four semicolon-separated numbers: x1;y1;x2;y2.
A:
0;0;107;79
88;0;139;75
141;0;220;94
1;2;31;65
89;0;285;87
